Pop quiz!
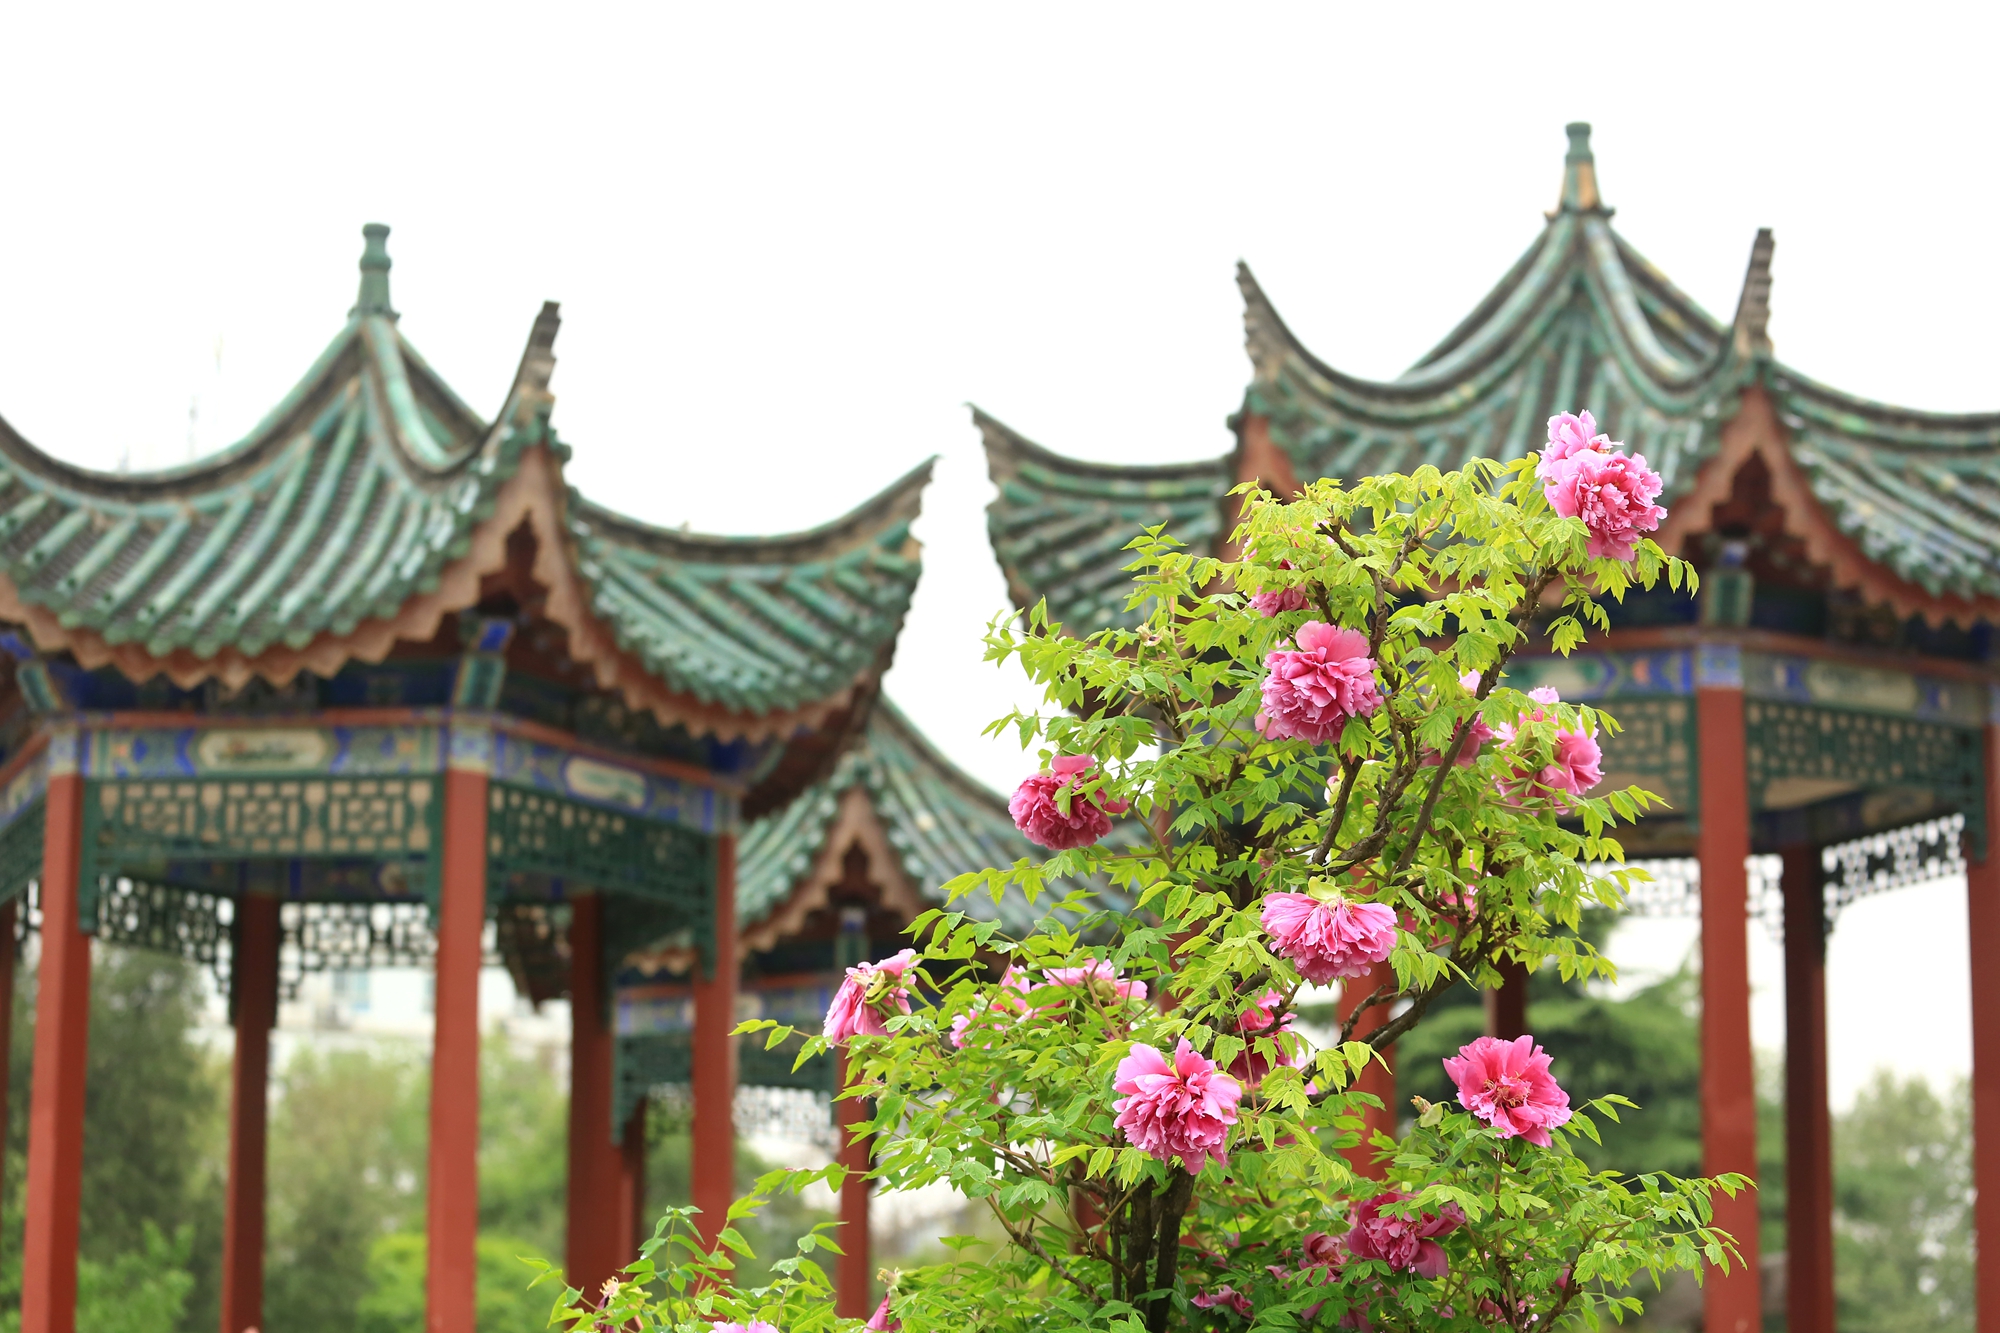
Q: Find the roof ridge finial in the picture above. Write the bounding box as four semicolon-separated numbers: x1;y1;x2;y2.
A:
351;222;398;320
1558;122;1604;213
1731;228;1775;360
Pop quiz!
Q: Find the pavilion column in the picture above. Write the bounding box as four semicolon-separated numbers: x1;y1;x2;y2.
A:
835;1050;872;1318
566;892;625;1299
21;735;89;1333
1695;645;1761;1333
0;896;17;1206
1967;703;2000;1333
426;732;490;1333
220;890;280;1333
1484;957;1530;1041
1337;956;1397;1179
690;832;738;1246
1780;843;1833;1333
617;1099;647;1257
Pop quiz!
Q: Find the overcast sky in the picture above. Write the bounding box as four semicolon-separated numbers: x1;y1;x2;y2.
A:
1;3;1990;1099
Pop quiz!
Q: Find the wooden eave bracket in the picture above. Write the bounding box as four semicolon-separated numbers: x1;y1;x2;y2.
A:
1656;384;2000;630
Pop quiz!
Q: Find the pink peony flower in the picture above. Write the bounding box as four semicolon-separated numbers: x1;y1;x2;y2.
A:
1259;892;1398;984
1442;1034;1573;1146
1537;413;1666;561
1249;560;1310;617
1043;960;1148;1006
823;948;918;1043
1493;687;1602;806
1227;989;1297;1088
1192;1286;1255;1317
1300;1231;1346;1268
1009;755;1130;850
1343;1191;1466;1279
948;966;1031;1048
1538;726;1604;797
1112;1038;1242;1172
864;1295;901;1331
1539;410;1613;475
1255;622;1383;744
1425;670;1498;767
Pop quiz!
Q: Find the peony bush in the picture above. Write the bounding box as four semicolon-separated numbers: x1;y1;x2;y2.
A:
541;416;1747;1331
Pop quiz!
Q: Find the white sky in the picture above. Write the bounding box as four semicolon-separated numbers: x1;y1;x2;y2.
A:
1;3;1990;1093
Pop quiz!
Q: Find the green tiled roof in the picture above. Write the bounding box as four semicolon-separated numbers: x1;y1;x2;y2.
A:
985;123;2000;618
738;697;1103;936
568;466;928;716
978;409;1231;632
0;225;931;714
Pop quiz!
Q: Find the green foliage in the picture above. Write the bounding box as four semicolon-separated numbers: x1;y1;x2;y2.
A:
591;456;1744;1331
264;1043;430;1332
74;1222;196;1333
0;949;224;1333
528;1187;846;1332
357;1231;554;1333
1832;1074;1973;1333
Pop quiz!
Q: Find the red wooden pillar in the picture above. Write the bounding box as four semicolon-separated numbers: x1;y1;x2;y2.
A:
1968;708;2000;1333
1484;957;1530;1041
22;750;89;1333
220;891;280;1333
617;1099;647;1256
690;832;738;1246
1337;956;1397;1178
426;748;490;1333
0;897;17;1207
566;893;625;1299
1780;844;1833;1333
835;1050;872;1318
1695;647;1761;1333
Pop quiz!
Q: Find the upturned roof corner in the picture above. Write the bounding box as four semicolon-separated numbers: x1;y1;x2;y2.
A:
1730;228;1776;363
985;124;2000;628
0;231;937;735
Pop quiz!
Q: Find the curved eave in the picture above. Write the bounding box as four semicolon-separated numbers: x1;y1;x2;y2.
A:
566;459;933;716
978;408;1231;632
1659;382;2000;627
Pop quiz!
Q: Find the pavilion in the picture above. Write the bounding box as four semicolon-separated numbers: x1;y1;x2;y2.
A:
980;124;2000;1333
0;226;933;1333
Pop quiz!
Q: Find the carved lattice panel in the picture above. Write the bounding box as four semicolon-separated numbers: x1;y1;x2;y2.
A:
1744;701;1983;818
1593;697;1696;816
93;876;234;992
0;796;43;908
83;777;440;899
486;785;711;899
278;901;441;999
1823;814;1965;924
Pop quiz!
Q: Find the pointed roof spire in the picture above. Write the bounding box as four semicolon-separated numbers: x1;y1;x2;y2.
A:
1556;122;1606;214
1730;228;1775;360
350;222;397;320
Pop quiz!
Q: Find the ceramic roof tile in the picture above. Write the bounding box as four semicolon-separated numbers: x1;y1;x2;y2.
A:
983;124;2000;621
0;226;932;714
977;409;1232;632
